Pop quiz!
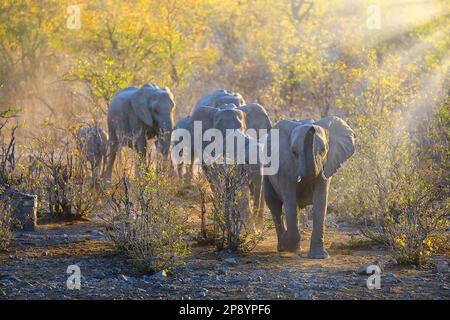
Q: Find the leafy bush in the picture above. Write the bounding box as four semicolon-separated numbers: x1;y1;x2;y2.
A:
105;161;189;274
335;105;449;265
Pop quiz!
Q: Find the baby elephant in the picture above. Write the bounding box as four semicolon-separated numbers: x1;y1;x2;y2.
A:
264;117;355;258
76;125;108;180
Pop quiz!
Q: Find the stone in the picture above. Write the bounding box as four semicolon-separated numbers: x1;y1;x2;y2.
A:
152;270;167;280
229;273;241;283
199;288;208;297
357;260;383;275
143;275;151;281
384;272;401;284
0;274;21;282
224;258;238;265
382;286;391;293
435;260;449;273
215;265;229;275
1;188;37;231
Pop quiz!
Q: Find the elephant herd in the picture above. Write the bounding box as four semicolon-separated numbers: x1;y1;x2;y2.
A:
77;84;356;259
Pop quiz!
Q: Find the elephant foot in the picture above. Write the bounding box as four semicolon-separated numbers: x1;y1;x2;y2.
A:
278;232;300;253
307;247;329;259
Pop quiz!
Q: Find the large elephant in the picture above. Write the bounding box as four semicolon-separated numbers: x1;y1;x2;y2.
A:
264;116;355;258
76;125;108;180
105;84;175;179
191;104;265;228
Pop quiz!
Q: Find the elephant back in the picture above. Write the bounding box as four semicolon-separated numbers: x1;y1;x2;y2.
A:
109;84;163;110
76;125;108;163
194;89;246;111
174;115;193;131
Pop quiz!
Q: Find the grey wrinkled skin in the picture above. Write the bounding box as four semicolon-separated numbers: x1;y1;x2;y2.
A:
175;89;271;183
191;104;266;229
174;114;195;182
264;116;355;258
104;84;175;179
76;125;108;179
194;89;246;110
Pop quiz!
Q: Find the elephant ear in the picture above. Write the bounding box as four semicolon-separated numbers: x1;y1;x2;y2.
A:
163;87;175;108
315;116;355;178
274;119;303;136
238;103;272;134
233;92;246;106
244;134;262;165
131;85;154;127
192;106;218;131
235;108;246;130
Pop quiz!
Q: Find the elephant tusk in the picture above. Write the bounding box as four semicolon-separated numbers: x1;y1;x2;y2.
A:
297;175;302;183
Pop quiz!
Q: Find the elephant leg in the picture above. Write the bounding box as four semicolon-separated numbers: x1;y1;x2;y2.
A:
256;189;265;229
100;154;107;179
249;165;264;229
181;150;195;185
136;134;147;160
91;161;97;183
185;151;195;184
135;135;147;176
177;163;184;183
237;185;255;231
264;177;285;249
281;192;301;253
307;178;330;259
104;139;119;181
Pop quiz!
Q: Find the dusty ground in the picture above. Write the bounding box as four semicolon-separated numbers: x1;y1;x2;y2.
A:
0;218;448;300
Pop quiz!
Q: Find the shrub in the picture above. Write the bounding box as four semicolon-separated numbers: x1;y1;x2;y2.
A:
0;108;18;250
0;107;19;187
0;194;14;251
105;160;189;274
22;128;101;220
191;174;214;244
335;106;449;265
203;163;265;253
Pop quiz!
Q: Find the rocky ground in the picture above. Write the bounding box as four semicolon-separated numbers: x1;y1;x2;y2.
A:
0;220;448;300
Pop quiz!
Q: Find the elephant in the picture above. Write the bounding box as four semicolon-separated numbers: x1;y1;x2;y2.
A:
76;125;108;180
104;84;175;179
173;114;195;182
234;103;272;140
263;116;355;258
189;104;266;228
174;89;271;183
194;89;246;110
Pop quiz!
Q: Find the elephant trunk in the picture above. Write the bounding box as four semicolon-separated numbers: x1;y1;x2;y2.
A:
304;127;322;178
157;120;173;159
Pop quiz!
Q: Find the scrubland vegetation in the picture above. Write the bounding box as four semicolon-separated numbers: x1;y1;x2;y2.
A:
104;157;189;274
0;0;449;273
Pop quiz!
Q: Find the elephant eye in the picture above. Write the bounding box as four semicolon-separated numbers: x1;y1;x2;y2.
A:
292;150;299;158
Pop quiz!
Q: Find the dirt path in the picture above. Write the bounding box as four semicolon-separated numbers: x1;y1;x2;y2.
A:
0;221;448;299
